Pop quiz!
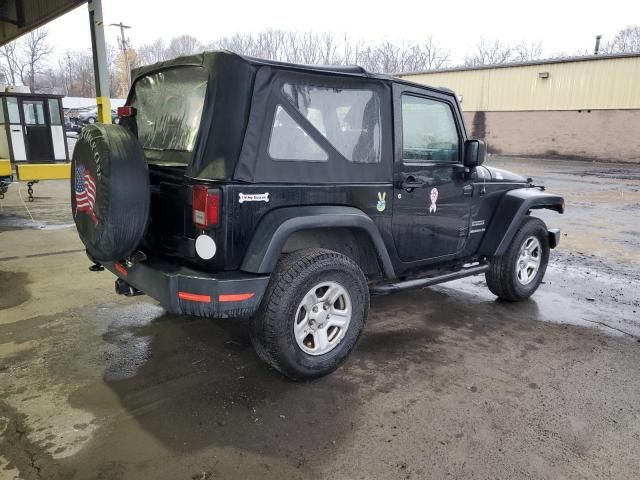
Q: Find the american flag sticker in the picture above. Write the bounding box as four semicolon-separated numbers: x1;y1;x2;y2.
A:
74;164;98;224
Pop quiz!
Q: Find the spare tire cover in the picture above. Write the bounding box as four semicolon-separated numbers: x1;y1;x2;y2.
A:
71;124;150;262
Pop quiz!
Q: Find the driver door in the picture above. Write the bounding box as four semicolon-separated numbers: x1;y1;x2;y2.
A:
391;86;473;265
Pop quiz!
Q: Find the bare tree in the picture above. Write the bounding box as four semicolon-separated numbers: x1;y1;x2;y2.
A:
207;30;451;73
341;34;365;65
291;32;323;64
513;40;543;62
374;40;404;73
166;35;202;59
464;38;514;66
0;41;21;85
20;28;53;92
211;33;256;58
137;38;168;66
603;25;640;53
421;35;450;70
73;49;96;97
57;50;74;95
45;30;458;92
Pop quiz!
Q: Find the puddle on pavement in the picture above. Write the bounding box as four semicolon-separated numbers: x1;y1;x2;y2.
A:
1;268;638;479
0;204;73;231
0;270;31;310
436;265;639;339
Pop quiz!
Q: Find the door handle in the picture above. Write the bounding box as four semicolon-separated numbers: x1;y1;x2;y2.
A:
401;175;426;191
463;184;474;196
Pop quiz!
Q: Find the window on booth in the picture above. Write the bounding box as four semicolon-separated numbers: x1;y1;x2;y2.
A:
281;82;382;164
48;99;61;125
401;95;459;163
23;101;46;125
7;97;20;123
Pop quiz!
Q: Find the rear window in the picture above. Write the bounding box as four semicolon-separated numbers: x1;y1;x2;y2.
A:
130;66;208;162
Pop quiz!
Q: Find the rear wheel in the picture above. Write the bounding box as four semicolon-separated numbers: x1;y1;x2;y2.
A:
250;248;369;380
485;216;550;301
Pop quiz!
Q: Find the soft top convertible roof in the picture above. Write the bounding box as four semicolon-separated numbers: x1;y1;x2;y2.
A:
131;50;452;94
130;51;456;181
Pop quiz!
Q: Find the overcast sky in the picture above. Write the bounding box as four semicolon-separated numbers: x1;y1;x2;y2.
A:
45;0;639;64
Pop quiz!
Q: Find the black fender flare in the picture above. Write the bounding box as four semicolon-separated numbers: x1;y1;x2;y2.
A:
478;188;564;256
240;205;396;278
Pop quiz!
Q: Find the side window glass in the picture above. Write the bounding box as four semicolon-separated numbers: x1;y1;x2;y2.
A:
268;105;328;162
48;99;61;125
23;102;46;125
282;82;381;164
401;95;459;163
7;97;20;123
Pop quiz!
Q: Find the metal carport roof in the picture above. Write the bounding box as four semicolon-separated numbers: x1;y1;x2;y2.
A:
0;0;85;46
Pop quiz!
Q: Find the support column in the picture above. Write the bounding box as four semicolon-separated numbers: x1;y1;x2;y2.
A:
88;0;112;124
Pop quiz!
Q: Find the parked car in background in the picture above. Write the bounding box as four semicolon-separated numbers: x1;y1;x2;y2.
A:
77;108;120;125
64;115;82;133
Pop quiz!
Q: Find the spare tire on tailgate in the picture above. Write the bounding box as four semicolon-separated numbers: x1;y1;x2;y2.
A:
71;124;150;262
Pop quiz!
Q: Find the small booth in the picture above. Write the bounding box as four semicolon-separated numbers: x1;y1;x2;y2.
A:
0;91;70;200
1;91;69;163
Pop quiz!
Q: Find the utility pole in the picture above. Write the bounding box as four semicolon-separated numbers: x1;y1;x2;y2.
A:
87;0;111;124
110;21;132;88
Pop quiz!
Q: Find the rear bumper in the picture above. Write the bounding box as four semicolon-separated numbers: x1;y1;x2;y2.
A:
104;259;270;319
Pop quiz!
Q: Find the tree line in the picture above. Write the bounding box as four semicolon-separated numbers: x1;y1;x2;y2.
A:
1;25;639;98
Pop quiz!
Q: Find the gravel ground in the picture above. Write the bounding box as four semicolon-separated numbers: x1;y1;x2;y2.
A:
0;156;639;480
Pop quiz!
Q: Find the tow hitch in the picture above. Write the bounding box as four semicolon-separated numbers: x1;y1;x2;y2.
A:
115;278;145;297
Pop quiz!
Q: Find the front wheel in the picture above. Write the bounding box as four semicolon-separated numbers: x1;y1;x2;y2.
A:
485;216;550;301
250;248;369;380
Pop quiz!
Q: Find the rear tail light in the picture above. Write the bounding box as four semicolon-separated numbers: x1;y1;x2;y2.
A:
192;185;220;229
117;106;135;117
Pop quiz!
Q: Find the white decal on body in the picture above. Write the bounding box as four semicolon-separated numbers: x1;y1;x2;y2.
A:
471;220;485;227
429;187;438;213
239;193;270;204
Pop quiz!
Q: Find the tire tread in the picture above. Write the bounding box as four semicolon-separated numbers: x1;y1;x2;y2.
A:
251;248;368;380
485;216;550;302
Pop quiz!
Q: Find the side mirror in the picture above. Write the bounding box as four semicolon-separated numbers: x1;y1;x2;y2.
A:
464;139;486;168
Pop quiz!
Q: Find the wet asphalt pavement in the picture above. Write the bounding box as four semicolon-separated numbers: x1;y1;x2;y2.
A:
1;156;639;479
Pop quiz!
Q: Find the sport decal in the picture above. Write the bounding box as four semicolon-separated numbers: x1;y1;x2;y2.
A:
74;164;98;224
377;192;386;212
239;192;270;203
429;187;438;213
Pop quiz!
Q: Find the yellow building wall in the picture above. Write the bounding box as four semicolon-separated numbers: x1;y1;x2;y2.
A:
400;56;640;111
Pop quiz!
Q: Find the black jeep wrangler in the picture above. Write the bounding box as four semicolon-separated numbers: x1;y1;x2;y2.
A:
71;51;564;380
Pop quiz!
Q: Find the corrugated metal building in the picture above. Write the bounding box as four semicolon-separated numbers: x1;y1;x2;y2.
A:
399;53;640;162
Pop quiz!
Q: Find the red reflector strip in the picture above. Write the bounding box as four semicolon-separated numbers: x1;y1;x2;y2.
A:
218;293;255;303
178;292;211;303
115;263;127;277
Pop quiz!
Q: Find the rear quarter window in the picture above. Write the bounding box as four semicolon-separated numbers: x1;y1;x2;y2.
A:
280;82;382;164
